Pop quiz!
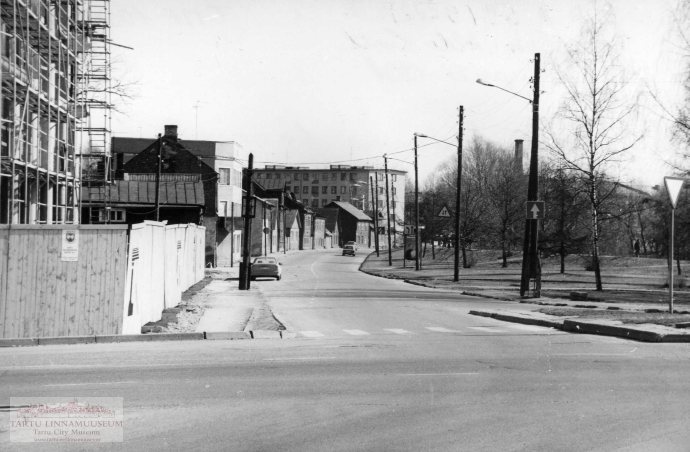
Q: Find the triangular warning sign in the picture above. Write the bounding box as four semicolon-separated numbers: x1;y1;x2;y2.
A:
437;206;451;218
665;177;685;209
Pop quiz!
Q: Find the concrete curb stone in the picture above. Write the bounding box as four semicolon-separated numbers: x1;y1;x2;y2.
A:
204;331;251;340
38;336;96;345
250;330;282;339
0;338;39;347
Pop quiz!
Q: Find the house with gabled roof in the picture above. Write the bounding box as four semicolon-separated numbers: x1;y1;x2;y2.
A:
318;201;372;247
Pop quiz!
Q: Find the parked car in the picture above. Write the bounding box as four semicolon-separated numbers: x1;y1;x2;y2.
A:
251;256;282;280
342;244;356;256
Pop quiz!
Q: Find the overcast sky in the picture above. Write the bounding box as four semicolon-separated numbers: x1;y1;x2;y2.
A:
110;0;687;189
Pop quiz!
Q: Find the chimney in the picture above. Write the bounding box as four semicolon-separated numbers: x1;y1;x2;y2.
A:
514;139;524;173
164;125;178;141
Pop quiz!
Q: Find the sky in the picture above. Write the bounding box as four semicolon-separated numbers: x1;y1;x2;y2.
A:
109;0;688;190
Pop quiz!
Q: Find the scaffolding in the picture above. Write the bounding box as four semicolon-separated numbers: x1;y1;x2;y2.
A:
0;0;111;225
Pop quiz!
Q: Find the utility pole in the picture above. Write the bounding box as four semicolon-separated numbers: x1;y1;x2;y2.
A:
370;175;379;256
454;106;463;282
155;133;162;221
520;52;541;297
384;155;392;266
239;153;254;290
414;134;420;271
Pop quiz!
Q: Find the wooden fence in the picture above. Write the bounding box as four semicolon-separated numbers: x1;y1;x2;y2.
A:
0;222;205;338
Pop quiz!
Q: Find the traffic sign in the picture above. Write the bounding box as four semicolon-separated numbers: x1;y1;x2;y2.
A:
437;205;451;218
525;201;545;219
664;177;685;209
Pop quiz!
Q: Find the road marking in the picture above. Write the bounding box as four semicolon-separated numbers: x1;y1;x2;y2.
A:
384;328;413;335
400;372;479;377
504;324;551;332
468;326;503;333
43;381;137;387
425;327;461;333
343;329;370;336
300;331;325;338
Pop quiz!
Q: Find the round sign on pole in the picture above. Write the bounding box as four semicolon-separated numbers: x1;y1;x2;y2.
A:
263;227;270;235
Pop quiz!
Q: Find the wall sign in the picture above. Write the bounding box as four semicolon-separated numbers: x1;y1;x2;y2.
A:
61;229;79;262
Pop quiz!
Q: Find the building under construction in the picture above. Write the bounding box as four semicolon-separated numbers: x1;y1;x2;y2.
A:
0;0;111;224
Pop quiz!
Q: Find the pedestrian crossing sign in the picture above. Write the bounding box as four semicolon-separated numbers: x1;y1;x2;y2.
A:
437;205;451;218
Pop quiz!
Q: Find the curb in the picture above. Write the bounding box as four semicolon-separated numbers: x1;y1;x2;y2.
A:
0;330;290;348
469;309;690;343
468;310;563;329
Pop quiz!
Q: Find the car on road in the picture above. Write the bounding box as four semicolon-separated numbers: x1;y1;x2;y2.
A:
251;256;282;280
342;244;356;256
345;241;358;250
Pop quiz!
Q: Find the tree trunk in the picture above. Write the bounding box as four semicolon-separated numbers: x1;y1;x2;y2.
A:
501;229;508;268
461;244;468;268
560;240;565;274
590;177;603;291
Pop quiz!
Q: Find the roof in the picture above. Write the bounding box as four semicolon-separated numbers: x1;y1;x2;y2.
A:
316;207;339;232
82;180;205;206
325;201;372;221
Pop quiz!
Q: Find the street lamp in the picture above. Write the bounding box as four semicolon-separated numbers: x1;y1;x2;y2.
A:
477;52;541;297
413;134;421;270
416;108;463;282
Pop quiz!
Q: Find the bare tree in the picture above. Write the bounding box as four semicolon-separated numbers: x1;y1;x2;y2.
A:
546;11;642;290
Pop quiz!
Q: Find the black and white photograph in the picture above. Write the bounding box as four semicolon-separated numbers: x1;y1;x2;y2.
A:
2;0;690;450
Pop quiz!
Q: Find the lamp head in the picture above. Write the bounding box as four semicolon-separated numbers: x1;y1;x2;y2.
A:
476;78;492;86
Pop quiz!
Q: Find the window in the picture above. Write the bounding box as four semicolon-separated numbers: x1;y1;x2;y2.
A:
312;186;319;196
276;173;282;180
341;172;346;181
285;185;291;192
302;186;309;194
331;173;337;180
311;199;319;208
219;168;231;185
322;186;328;194
294;173;300;180
266;173;272;179
99;208;126;223
321;173;328;180
340;186;346;194
331;186;337;194
304;173;310;180
321;199;328;206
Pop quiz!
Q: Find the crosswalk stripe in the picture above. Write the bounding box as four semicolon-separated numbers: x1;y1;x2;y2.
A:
504;323;550;332
425;326;461;333
468;326;503;333
343;329;370;336
300;331;324;338
384;328;413;335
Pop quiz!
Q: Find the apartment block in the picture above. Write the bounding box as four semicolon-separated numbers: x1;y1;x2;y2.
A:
0;0;111;224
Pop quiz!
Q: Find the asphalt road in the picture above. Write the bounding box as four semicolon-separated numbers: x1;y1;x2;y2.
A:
2;249;690;451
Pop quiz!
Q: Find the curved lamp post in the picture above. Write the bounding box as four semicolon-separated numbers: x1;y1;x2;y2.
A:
416;119;463;282
477;52;541;297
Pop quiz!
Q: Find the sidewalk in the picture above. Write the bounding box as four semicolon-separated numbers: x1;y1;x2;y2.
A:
196;265;285;339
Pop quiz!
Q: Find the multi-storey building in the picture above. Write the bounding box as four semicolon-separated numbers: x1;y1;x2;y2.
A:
0;0;111;224
254;165;406;241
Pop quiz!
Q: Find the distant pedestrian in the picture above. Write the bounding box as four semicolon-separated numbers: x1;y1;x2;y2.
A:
634;239;640;257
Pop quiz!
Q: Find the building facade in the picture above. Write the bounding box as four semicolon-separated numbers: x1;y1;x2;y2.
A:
0;0;111;225
254;165;406;244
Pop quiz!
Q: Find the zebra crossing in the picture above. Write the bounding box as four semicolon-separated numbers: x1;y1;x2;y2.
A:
288;323;554;339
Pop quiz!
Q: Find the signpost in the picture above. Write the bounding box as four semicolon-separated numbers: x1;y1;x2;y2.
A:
437;205;451;218
525;201;545;220
664;176;684;314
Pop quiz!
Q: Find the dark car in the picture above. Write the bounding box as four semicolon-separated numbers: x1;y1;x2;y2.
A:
250;256;282;280
342;244;356;256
